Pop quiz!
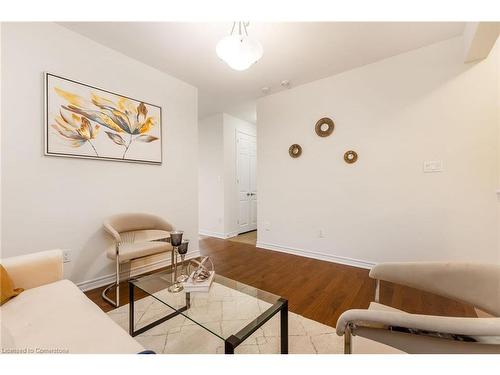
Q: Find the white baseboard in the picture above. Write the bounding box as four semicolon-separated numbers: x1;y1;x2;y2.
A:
225;231;239;239
256;242;375;270
199;230;226;239
76;250;201;292
199;230;238;239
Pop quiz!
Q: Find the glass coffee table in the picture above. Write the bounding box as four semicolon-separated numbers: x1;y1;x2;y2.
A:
128;269;288;354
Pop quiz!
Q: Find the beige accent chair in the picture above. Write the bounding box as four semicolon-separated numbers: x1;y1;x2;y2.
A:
102;213;174;307
336;262;500;354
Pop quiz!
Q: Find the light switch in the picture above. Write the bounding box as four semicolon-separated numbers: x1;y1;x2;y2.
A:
423;160;444;173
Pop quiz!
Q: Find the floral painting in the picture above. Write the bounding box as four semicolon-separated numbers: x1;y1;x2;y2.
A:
45;73;162;164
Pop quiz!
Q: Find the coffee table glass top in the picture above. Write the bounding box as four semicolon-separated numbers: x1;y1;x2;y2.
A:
130;267;282;341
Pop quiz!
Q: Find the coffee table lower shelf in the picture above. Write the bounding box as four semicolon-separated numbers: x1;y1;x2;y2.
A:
128;282;288;354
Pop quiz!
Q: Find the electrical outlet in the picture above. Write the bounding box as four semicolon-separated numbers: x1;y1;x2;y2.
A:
319;229;325;238
263;221;271;231
62;249;71;263
423;160;443;173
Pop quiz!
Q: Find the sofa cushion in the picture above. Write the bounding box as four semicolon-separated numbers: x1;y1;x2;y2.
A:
107;241;172;263
0;279;143;354
0;318;16;350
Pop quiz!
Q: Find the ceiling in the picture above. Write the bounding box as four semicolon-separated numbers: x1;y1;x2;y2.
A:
60;22;465;123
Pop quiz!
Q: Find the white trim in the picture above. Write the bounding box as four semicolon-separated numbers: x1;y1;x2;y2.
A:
256;242;375;270
199;230;238;239
225;230;239;238
76;249;201;291
199;230;226;239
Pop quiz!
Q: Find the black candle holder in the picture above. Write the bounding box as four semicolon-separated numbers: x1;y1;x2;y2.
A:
176;239;190;283
170;231;184;247
168;231;184;293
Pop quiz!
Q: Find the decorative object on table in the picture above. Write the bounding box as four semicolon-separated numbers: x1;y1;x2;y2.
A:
182;256;215;292
169;231;183;247
182;270;215;293
102;213;173;307
344;150;358;164
45;73;162;164
168;231;184;293
176;239;190;283
315;117;334;137
288;144;302;158
189;256;215;282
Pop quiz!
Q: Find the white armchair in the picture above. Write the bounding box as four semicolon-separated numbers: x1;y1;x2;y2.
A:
102;212;174;307
336;262;500;354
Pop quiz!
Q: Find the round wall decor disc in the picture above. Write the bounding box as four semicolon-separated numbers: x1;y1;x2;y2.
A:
344;150;358;164
289;144;302;158
315;117;335;137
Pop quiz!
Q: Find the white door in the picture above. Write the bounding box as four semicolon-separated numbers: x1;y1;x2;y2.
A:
237;131;257;233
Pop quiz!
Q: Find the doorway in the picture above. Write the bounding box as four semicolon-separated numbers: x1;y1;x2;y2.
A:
236;130;257;234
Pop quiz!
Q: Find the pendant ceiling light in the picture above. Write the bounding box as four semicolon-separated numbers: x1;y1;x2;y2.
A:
216;22;263;71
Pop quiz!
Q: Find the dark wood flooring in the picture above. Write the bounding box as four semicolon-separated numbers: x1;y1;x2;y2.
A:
85;236;476;327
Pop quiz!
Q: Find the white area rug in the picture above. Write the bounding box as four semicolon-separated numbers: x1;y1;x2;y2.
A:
107;283;344;354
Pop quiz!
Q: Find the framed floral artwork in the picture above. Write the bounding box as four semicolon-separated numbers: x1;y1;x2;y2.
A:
44;73;162;164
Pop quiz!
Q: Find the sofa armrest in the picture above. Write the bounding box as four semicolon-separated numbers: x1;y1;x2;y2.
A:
336;309;500;337
1;249;63;290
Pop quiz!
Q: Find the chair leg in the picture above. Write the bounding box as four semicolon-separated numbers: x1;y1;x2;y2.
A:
102;256;120;307
344;324;352;354
116;255;120;306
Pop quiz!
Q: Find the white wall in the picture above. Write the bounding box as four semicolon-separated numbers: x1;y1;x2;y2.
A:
198;112;256;237
198;113;225;235
1;23;199;288
0;23;2;250
257;36;500;267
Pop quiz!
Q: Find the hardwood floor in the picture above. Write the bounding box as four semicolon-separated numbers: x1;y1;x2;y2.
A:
227;230;257;246
85;236;477;326
84;277;151;313
198;237;476;327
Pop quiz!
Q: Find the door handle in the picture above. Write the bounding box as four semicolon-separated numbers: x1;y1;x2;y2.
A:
246;193;251;196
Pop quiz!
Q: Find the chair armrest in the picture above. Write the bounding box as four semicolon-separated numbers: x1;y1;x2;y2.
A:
1;249;63;290
369;262;500;317
103;220;122;242
336;309;500;337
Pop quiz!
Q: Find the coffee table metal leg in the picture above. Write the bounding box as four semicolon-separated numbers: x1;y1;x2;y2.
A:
222;298;288;354
224;336;238;354
129;282;135;336
280;298;288;354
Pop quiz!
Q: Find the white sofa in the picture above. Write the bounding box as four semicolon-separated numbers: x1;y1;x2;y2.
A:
1;249;144;354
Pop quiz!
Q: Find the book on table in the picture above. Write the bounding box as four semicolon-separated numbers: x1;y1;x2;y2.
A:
182;271;215;292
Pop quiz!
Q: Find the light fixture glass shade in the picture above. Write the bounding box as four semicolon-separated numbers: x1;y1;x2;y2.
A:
216;35;263;71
